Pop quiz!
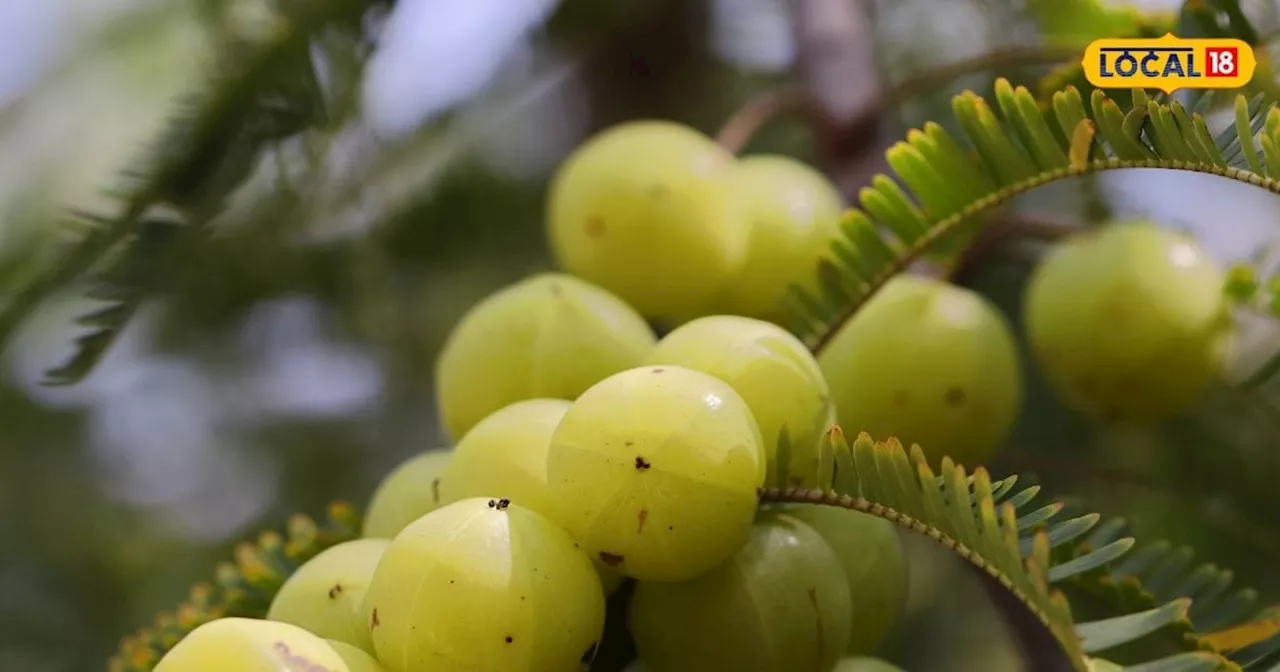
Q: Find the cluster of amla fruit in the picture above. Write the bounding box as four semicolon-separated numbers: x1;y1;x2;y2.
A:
151;119;1231;672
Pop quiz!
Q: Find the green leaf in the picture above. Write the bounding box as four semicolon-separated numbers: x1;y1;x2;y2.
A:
108;502;361;672
0;0;375;386
785;80;1280;359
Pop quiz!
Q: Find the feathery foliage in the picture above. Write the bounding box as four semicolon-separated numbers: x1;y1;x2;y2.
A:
107;502;360;672
120;429;1280;671
785;80;1280;370
1063;523;1280;667
0;0;375;386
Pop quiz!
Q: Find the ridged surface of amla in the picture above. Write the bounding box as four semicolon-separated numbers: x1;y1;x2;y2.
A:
1024;222;1229;422
628;512;852;672
547;121;746;321
819;275;1023;468
154;617;354;672
785;505;908;654
362;449;451;539
720;155;845;322
362;497;606;672
438;398;624;594
644;315;833;486
546;365;765;582
267;539;389;655
435;273;655;440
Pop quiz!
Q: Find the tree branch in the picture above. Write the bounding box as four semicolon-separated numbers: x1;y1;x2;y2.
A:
789;0;887;199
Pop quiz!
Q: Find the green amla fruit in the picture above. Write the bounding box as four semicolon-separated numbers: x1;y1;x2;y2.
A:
362;449;451;539
720;155;845;322
437;398;625;595
363;498;606;672
267;539;389;654
834;657;906;672
818;275;1023;469
435;273;656;440
785;505;908;654
154;618;355;671
1024;222;1230;423
644;315;833;487
546;365;765;582
628;512;852;672
547;120;747;322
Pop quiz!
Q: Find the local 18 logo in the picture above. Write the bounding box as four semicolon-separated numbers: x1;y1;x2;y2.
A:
1083;33;1255;93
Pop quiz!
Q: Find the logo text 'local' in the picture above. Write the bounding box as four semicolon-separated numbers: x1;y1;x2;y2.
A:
1083;34;1255;93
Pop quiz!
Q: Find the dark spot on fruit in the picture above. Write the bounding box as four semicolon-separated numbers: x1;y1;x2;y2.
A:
893;390;910;407
637;508;649;533
945;387;967;407
487;499;497;508
496;498;510;511
584;216;605;238
581;641;600;664
328;583;343;599
599;552;624;567
634;456;650;470
371;608;380;629
625;440;634;447
667;525;674;531
808;588;825;662
505;636;513;644
431;477;440;505
651;367;664;374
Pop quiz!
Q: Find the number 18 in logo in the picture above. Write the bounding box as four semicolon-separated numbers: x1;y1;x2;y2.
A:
1207;46;1238;77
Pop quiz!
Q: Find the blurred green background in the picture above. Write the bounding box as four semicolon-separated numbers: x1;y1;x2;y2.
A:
3;0;1280;670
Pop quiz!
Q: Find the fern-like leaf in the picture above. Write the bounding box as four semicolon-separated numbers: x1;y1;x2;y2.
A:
0;0;373;386
119;431;1280;672
107;501;360;672
761;429;1249;672
786;79;1280;355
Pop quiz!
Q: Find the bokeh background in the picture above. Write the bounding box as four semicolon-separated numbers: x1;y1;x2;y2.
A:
3;0;1280;670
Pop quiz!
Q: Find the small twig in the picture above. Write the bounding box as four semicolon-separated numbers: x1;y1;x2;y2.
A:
715;85;806;154
946;210;1080;283
711;44;1086;165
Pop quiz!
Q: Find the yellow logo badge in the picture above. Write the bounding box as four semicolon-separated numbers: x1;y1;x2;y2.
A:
1083;33;1255;94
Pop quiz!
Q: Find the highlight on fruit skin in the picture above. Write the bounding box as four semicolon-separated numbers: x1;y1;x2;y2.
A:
153;617;355;671
546;120;747;321
784;504;909;655
720;155;846;322
266;538;389;655
362;449;452;540
644;314;834;486
362;497;606;672
818;274;1023;469
434;272;655;440
1023;221;1230;423
628;512;853;672
546;365;766;582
